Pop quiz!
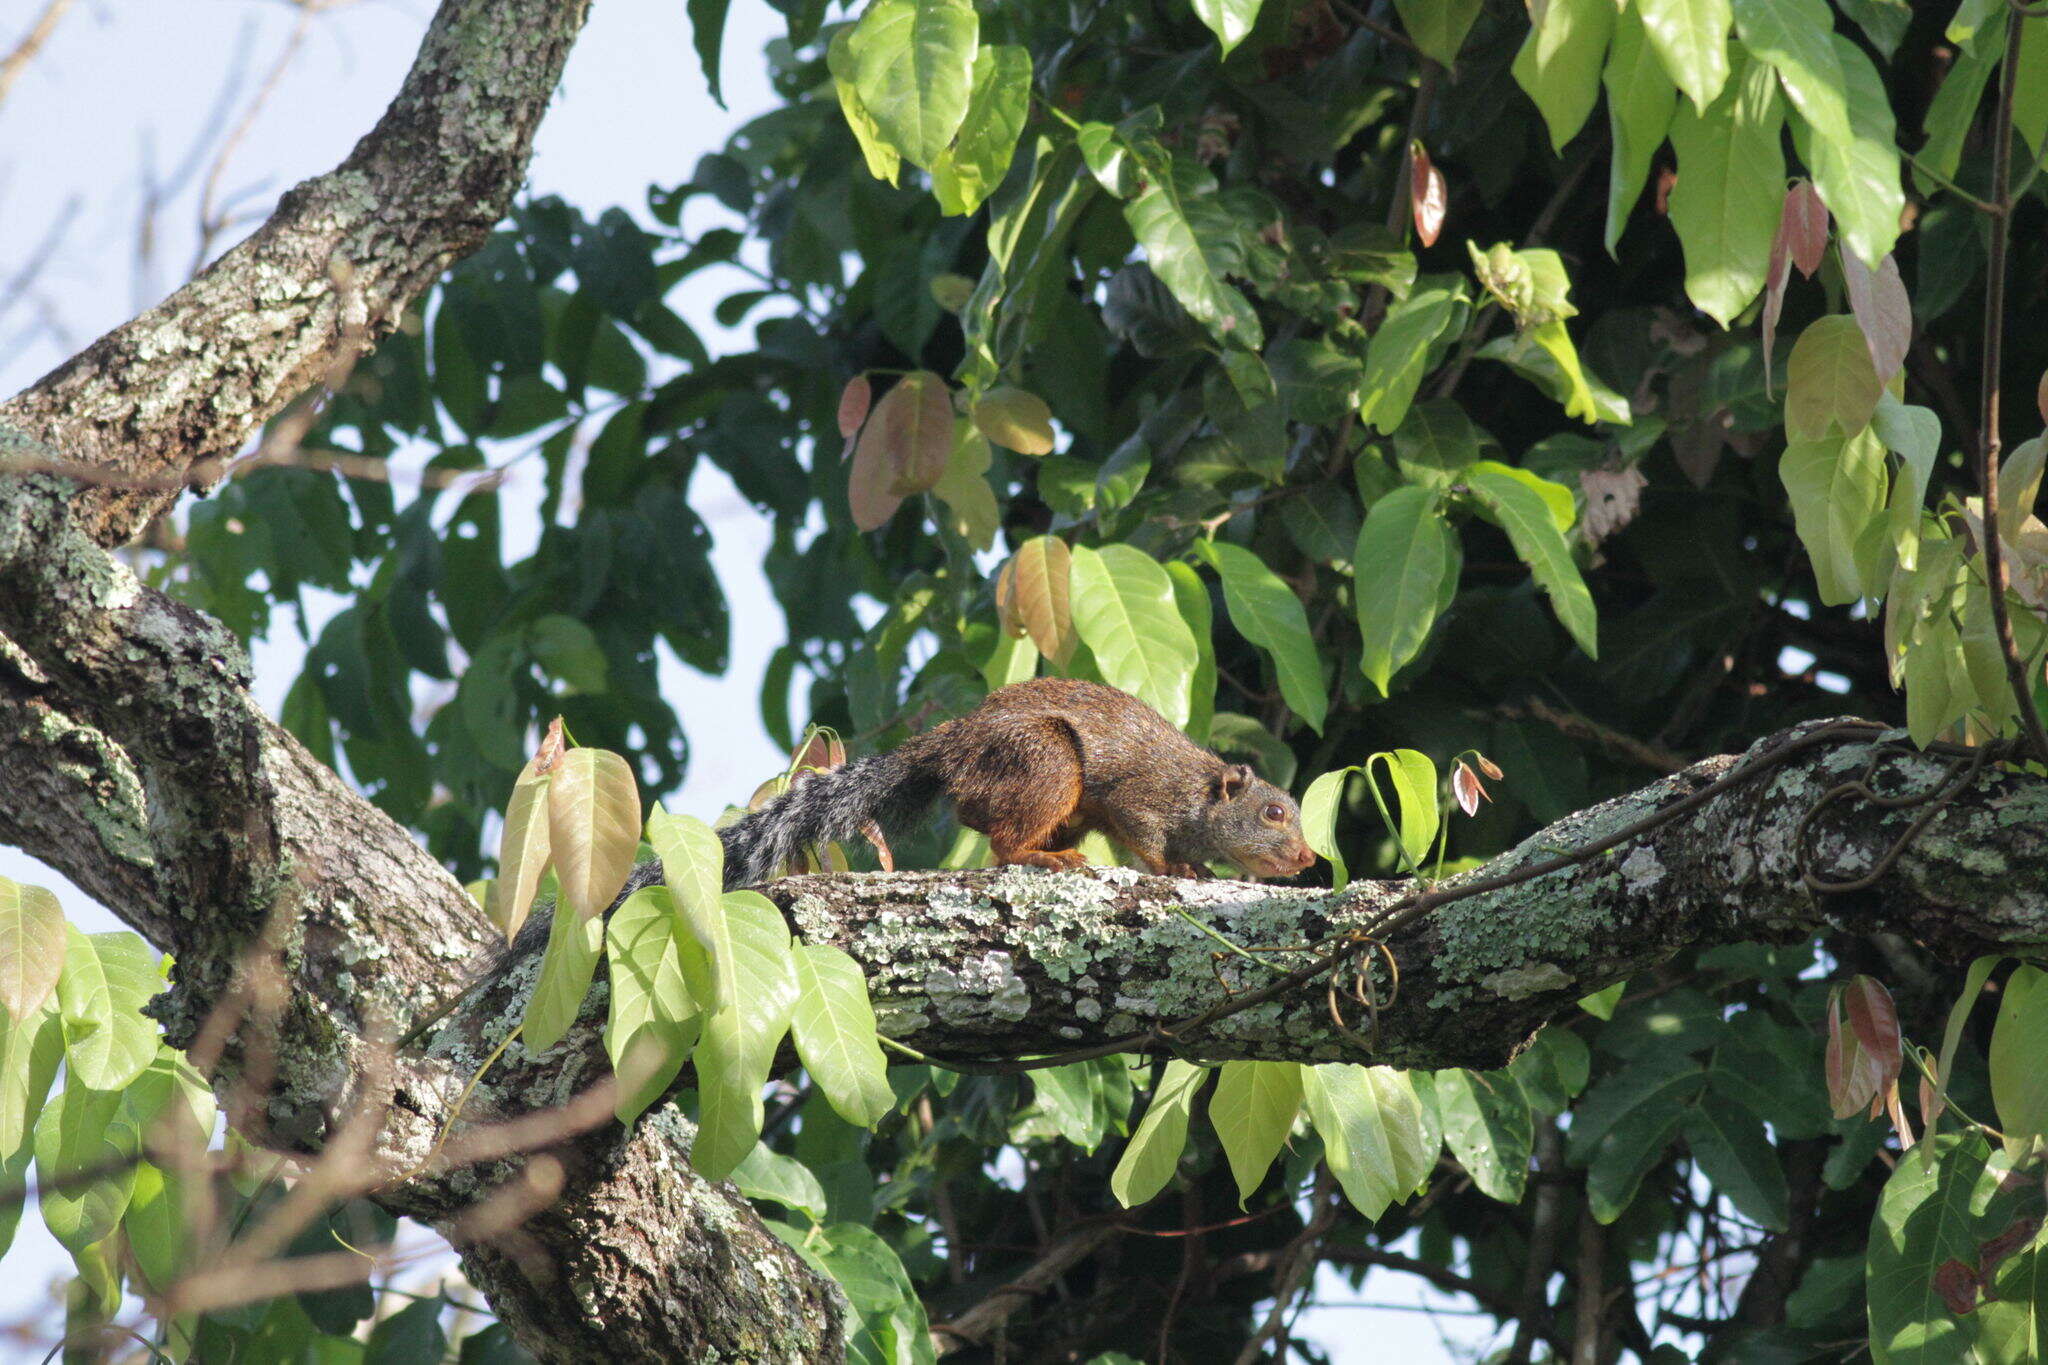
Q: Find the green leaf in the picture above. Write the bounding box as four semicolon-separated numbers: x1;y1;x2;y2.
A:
1731;0;1851;149
0;878;64;1024
1365;748;1440;873
1122;158;1264;350
1393;0;1483;66
489;757;551;941
1111;1060;1209;1208
1603;5;1680;255
1359;284;1464;434
830;30;903;185
1683;1093;1790;1230
1355;485;1455;695
1032;1060;1110;1151
732;1143;831;1220
1991;964;2048;1150
1916;28;2002;196
1666;50;1784;325
648;806;731;1011
55;927;162;1092
1786;315;1883;441
687;0;733;103
1580;981;1627;1019
1166;561;1216;747
790;944;894;1129
124;1162;189;1297
849;0;980;168
1193;0;1262;55
1568;1053;1704;1158
1210;1060;1303;1205
804;1223;935;1365
1433;1069;1533;1202
1203;542;1327;733
1513;0;1616;152
1392;398;1485;487
1584;1095;1685;1222
367;1297;449;1365
521;895;606;1053
1874;395;1941;568
1301;768;1354;891
547;748;642;922
605;886;702;1125
0;1001;61;1156
1867;1133;1992;1362
1635;0;1731;111
1779;428;1887;606
1466;466;1599;659
34;1083;135;1254
1303;1064;1434;1220
689;891;798;1182
1068;544;1201;728
931;45;1032;216
526;615;608;693
1790;35;1904;270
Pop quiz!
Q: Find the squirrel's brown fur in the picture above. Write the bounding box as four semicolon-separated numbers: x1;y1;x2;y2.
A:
720;678;1317;885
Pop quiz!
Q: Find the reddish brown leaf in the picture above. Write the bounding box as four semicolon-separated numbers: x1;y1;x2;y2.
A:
838;373;873;440
885;371;956;495
1451;760;1488;816
1933;1259;1982;1316
1477;753;1504;781
792;727;846;773
1826;981;1899;1120
535;716;567;774
1784;180;1830;277
1885;1079;1914;1149
847;433;906;531
1841;251;1913;385
998;536;1077;665
2037;368;2047;425
1410;142;1446;248
1845;975;1903;1067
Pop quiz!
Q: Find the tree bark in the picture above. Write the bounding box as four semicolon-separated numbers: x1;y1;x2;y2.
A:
0;0;592;548
6;0;2048;1359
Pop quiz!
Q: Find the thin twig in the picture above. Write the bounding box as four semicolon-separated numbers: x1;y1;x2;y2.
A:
0;0;75;110
1976;5;2048;766
192;4;319;272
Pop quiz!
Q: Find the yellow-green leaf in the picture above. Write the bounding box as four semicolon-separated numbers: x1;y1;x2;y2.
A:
971;385;1057;455
790;944;895;1128
689;890;798;1182
0;877;65;1022
1355;484;1456;695
1786;315;1883;441
1211;1061;1303;1205
1068;544;1200;727
547;748;642;922
489;758;551;941
1513;0;1616;153
647;806;731;1011
1110;1060;1209;1208
1666;50;1784;325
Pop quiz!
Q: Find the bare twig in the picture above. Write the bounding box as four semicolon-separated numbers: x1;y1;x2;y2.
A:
1976;5;2048;765
0;0;76;110
0;196;81;331
1231;1172;1340;1365
1498;698;1689;774
193;5;320;273
1573;1204;1604;1365
1506;1119;1567;1364
930;1221;1121;1356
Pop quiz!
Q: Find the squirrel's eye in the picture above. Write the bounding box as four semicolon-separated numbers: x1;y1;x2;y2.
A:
1262;803;1286;823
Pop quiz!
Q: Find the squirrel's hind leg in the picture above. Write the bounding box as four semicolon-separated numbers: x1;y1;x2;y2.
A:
954;720;1089;872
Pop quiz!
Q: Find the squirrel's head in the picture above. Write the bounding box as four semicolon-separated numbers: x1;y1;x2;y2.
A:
1202;763;1318;879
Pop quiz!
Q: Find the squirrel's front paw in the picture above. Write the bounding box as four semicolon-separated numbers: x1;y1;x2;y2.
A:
1006;849;1089;872
1163;861;1210;880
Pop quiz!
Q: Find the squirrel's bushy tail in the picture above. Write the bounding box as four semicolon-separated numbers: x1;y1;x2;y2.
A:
719;741;944;888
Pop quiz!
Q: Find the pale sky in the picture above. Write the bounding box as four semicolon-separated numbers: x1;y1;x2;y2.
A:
0;2;1487;1356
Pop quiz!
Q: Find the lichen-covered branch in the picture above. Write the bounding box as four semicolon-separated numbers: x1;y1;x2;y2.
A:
0;0;592;547
766;727;2048;1072
0;429;845;1359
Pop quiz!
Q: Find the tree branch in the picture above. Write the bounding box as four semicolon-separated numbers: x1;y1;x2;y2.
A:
0;0;590;547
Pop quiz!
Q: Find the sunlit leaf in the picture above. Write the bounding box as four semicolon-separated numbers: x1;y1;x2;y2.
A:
689;891;798;1182
1466;467;1598;659
1666;50;1784;325
1602;5;1679;255
1068;544;1200;727
1110;1060;1208;1208
605;886;702;1124
490;756;552;941
790;944;894;1129
1203;542;1327;733
55;926;161;1092
0;878;64;1022
547;748;641;922
1211;1060;1303;1205
1512;0;1616;153
848;0;979;168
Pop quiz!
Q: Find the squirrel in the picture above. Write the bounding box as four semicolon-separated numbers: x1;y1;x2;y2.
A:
719;677;1317;886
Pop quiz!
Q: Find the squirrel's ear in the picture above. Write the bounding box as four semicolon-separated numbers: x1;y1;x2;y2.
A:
1214;763;1254;801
